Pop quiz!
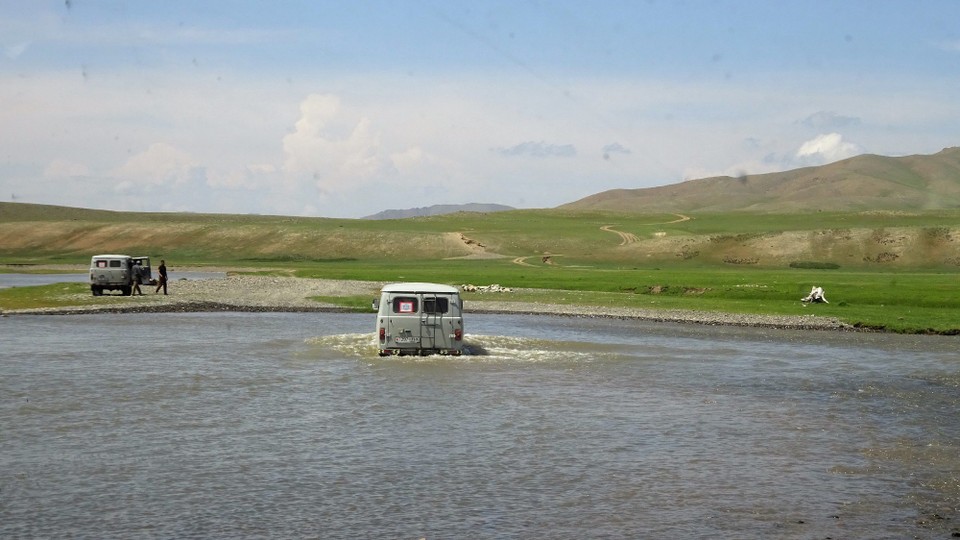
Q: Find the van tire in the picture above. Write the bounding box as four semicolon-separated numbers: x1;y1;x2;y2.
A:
91;286;102;296
121;286;132;296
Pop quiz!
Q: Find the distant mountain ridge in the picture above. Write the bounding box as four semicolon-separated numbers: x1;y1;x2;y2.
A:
363;203;514;220
561;147;960;213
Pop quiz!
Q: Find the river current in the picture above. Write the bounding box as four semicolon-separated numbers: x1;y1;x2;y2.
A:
2;311;958;539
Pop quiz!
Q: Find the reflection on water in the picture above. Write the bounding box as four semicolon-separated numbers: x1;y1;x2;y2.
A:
1;312;957;538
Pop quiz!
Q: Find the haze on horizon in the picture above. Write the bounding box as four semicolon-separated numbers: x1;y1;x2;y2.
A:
2;1;959;218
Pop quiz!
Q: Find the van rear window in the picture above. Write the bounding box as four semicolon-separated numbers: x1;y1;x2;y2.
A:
109;260;122;268
423;297;449;314
389;295;455;314
96;260;107;268
392;297;418;314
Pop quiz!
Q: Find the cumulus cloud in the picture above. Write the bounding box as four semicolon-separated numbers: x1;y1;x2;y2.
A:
114;143;199;186
800;111;861;129
495;141;576;158
795;133;864;165
207;163;277;189
282;93;394;191
706;133;867;180
390;147;427;170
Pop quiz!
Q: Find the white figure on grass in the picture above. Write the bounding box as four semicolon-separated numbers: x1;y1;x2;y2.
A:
801;286;828;304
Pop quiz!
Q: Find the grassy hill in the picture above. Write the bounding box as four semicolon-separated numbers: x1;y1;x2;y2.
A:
4;147;960;271
2;202;959;271
3;148;960;275
561;147;960;213
363;203;514;220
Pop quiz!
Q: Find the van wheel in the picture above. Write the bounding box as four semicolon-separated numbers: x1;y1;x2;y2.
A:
121;286;132;296
91;286;101;296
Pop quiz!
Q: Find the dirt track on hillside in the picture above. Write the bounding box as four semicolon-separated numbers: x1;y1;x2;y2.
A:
600;225;640;246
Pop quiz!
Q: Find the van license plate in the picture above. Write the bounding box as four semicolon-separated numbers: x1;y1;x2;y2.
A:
395;336;420;343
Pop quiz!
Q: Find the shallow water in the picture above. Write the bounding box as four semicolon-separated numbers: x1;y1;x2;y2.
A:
0;272;225;289
1;312;957;538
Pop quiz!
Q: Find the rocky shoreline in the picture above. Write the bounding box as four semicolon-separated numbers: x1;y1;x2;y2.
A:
3;274;853;331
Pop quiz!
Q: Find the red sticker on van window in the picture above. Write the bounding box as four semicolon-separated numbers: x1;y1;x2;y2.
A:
399;301;414;313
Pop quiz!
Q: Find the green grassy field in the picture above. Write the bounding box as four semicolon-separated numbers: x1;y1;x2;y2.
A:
1;202;958;333
281;258;958;334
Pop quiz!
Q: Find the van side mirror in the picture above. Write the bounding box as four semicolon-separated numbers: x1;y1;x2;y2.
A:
371;298;380;310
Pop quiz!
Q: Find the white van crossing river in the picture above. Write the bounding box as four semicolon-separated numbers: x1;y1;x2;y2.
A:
373;282;464;356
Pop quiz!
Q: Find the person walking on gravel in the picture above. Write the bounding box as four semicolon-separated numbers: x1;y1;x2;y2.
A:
155;259;168;295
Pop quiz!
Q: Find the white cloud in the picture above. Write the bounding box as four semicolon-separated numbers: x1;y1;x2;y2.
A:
3;41;29;59
602;142;631;157
2;64;957;217
795;133;864;165
800;111;861;129
114;143;198;186
681;132;868;182
282;93;396;192
43;159;89;178
390;147;427;171
495;141;576;158
206;163;277;189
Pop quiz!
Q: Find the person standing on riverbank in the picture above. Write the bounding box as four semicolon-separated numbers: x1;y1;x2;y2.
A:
131;261;143;295
155;259;168;295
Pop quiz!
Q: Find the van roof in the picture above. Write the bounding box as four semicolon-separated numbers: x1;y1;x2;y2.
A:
91;254;131;259
380;282;459;294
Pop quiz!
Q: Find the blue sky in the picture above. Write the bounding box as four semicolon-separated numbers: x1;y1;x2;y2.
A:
2;1;959;218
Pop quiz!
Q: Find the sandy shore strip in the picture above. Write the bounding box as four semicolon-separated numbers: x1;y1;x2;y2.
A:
2;274;852;331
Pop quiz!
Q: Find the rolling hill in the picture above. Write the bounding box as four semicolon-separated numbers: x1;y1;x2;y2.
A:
561;147;960;213
363;203;514;220
3;147;960;271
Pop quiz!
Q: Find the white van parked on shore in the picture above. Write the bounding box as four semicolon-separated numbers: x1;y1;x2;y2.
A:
374;282;464;356
89;254;154;296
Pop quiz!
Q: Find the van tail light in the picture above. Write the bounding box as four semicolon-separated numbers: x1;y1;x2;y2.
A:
454;329;462;341
379;328;386;341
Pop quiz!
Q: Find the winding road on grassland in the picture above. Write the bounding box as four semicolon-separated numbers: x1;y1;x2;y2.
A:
600;225;640;246
600;213;691;246
472;214;694;265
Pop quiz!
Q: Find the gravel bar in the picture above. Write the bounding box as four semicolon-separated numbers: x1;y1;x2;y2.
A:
3;274;853;331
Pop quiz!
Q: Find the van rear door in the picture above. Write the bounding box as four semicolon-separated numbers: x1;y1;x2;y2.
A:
420;293;453;350
131;257;152;283
388;294;422;351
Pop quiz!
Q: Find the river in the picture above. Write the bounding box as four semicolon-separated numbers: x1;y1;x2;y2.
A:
0;271;225;289
1;312;957;538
